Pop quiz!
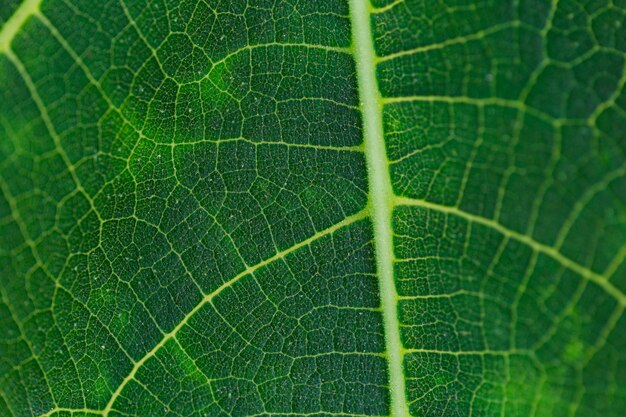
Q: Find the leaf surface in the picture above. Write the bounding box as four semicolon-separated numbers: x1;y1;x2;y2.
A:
1;0;625;416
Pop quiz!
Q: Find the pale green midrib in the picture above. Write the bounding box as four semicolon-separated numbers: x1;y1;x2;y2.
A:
349;1;409;416
0;0;41;53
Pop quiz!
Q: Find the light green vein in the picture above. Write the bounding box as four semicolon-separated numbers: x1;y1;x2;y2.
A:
371;0;405;14
403;348;533;356
102;209;368;415
382;95;558;126
376;21;518;63
349;1;409;416
0;0;41;53
395;196;626;307
36;408;103;417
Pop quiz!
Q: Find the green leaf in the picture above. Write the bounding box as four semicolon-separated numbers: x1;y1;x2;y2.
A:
1;0;625;416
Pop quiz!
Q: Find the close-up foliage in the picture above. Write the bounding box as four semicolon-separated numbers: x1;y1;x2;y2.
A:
0;0;625;416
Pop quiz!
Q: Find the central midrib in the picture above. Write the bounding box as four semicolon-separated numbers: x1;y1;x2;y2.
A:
349;1;409;416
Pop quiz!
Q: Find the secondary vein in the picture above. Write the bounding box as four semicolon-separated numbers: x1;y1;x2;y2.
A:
102;209;368;414
395;195;626;307
349;1;409;416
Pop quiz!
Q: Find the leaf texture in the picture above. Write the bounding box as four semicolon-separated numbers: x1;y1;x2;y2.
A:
0;0;625;416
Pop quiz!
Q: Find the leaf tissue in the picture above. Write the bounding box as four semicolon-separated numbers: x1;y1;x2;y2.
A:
0;0;625;416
